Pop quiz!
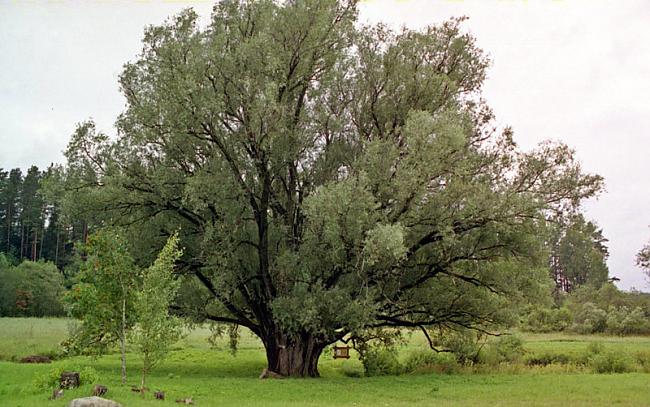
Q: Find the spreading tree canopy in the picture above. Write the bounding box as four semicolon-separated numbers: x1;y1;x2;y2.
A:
64;0;602;376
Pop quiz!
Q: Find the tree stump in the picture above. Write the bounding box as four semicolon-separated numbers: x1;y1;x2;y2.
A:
60;371;80;389
92;384;108;397
49;389;64;400
154;391;165;400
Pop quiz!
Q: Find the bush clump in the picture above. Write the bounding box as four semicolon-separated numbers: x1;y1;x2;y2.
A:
442;331;483;365
590;352;634;373
605;307;649;335
585;341;604;355
403;349;459;374
572;302;608;334
525;351;573;366
361;348;402;376
523;306;572;333
0;261;66;317
634;351;650;373
490;335;525;364
32;365;100;392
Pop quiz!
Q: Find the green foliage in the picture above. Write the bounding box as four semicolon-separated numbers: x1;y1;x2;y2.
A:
558;284;650;336
484;335;525;364
439;330;484;365
0;164;84;270
32;364;100;392
403;349;459;374
32;365;65;392
0;261;65;317
360;348;402;376
634;351;650;373
522;306;572;333
525;351;573;367
571;302;608;334
403;349;439;373
63;230;139;355
605;306;649;335
60;0;603;375
590;352;634;374
554;215;609;291
132;233;184;388
586;341;605;355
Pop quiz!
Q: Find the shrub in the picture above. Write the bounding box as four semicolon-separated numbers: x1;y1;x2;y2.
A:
341;364;364;378
606;307;649;335
361;348;402;376
442;331;483;365
491;335;525;364
80;366;100;385
403;349;438;373
586;341;604;355
634;351;650;373
0;261;65;317
403;349;459;374
553;307;573;331
523;306;572;333
32;365;101;392
572;302;607;334
590;352;634;373
525;352;572;366
32;366;65;392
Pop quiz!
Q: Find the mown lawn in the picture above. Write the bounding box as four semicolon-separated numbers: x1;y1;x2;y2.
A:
1;318;649;406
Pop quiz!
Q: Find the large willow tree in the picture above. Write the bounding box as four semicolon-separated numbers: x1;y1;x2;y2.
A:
66;0;602;376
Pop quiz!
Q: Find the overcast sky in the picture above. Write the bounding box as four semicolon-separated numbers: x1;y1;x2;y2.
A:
1;0;648;290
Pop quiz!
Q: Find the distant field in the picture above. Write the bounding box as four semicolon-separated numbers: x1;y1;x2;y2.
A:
1;318;649;406
0;318;72;362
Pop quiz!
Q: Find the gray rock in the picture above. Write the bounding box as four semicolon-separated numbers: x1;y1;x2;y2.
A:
67;396;122;407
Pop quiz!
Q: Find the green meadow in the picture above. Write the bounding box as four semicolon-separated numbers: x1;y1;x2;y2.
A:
1;318;649;406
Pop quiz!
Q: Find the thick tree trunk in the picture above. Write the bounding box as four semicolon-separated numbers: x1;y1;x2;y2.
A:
263;333;325;377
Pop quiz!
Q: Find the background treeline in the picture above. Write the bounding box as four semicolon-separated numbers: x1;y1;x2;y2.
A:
0;164;82;317
522;284;650;335
524;213;650;335
0;163;649;336
0;254;66;317
0;165;87;269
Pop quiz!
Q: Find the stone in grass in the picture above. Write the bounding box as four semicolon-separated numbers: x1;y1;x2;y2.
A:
67;396;122;407
60;371;80;389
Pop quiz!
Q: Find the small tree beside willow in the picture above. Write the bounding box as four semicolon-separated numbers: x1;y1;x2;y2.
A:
64;229;138;384
132;233;184;392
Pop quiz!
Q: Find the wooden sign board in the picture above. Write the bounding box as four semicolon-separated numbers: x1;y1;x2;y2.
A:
333;346;350;359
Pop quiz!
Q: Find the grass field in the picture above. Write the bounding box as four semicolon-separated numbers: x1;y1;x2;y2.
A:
1;318;649;406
